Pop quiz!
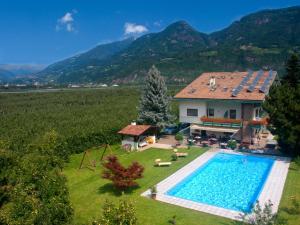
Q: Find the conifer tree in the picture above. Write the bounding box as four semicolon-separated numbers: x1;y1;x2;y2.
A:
283;53;300;88
263;54;300;156
137;65;173;128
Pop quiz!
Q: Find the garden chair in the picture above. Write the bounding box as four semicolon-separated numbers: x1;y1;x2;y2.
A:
154;159;171;167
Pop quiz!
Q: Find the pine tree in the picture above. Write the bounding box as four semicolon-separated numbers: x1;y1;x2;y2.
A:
137;65;173;128
283;53;300;88
263;54;300;156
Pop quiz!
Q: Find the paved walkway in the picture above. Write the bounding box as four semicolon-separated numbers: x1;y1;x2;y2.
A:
141;149;290;221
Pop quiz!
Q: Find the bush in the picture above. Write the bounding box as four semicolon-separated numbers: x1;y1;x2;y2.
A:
236;200;287;225
171;153;178;161
102;155;144;190
92;199;137;225
175;133;184;141
227;139;237;150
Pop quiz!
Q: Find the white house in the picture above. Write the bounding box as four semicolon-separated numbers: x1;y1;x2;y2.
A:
174;70;278;144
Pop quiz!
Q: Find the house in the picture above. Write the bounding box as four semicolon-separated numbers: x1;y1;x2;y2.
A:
118;122;157;150
174;70;278;144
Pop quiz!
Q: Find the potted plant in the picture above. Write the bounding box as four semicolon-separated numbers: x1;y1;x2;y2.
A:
150;185;157;199
227;139;237;150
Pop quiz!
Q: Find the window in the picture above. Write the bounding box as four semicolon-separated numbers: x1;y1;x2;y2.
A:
224;110;228;118
229;109;237;119
187;108;198;117
207;108;214;117
255;108;260;118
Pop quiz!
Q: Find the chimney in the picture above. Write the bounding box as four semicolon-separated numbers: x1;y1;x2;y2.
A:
209;76;216;90
131;121;136;126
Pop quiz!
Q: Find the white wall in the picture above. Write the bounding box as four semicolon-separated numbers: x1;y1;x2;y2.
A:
179;101;207;124
179;100;242;124
207;101;242;119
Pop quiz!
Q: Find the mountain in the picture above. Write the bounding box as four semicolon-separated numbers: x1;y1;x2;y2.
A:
38;38;134;82
0;68;14;82
38;6;300;84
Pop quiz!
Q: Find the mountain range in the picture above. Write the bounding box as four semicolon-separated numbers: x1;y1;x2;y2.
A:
0;64;45;82
33;6;300;84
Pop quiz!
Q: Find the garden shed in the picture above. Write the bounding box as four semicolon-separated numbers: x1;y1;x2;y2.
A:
118;122;157;150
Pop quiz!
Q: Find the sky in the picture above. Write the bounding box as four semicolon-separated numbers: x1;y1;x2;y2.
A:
0;0;299;65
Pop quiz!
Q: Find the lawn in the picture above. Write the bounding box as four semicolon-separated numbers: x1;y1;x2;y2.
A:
64;146;300;225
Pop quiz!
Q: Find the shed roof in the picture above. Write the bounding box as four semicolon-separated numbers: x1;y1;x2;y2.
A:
118;125;152;136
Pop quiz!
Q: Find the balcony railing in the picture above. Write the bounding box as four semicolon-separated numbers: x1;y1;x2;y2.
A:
249;117;268;127
200;116;242;128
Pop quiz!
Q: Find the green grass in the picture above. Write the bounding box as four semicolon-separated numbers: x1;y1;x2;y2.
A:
277;161;300;225
64;146;232;225
64;147;300;225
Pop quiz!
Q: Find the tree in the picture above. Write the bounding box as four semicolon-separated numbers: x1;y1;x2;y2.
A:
137;65;173;129
0;132;73;225
102;155;144;190
263;54;300;156
282;53;300;88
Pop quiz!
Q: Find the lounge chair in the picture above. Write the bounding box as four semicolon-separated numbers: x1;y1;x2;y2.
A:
155;159;171;167
175;152;188;157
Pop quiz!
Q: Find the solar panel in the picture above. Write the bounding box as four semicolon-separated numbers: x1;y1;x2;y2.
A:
247;70;263;92
259;70;274;93
231;70;253;97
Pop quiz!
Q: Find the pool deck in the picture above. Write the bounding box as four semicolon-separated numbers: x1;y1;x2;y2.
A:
141;149;290;221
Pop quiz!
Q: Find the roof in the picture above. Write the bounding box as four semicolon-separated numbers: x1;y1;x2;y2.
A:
118;125;152;136
174;71;277;101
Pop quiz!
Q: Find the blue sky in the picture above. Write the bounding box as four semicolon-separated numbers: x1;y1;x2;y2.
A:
0;0;299;65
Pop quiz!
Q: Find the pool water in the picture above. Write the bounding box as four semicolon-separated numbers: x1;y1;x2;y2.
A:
166;153;274;212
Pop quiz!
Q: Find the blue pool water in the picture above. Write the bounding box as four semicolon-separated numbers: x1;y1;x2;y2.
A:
166;153;274;212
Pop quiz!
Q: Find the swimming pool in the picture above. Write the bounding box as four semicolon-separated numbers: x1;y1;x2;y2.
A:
166;153;274;212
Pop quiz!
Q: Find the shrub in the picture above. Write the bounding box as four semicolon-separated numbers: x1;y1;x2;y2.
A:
175;133;184;141
227;139;237;150
93;199;137;225
294;156;300;167
236;200;287;225
102;155;144;190
171;153;178;161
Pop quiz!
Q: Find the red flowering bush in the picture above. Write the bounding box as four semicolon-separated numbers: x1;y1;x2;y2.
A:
102;155;144;190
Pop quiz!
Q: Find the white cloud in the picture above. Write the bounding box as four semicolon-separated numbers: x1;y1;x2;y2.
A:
124;22;148;35
60;12;73;23
56;11;76;33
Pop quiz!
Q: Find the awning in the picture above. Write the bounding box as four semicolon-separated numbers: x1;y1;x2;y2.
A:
190;124;239;133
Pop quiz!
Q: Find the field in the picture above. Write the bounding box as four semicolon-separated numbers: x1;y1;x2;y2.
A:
0;88;139;152
0;87;180;152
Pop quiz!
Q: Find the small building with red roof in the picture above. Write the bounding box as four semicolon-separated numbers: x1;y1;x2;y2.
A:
118;122;157;150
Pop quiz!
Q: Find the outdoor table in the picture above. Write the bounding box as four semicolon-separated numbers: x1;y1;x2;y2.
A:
209;138;218;144
220;142;227;149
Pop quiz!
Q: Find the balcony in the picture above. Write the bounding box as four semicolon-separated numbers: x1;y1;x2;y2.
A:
249;117;268;127
200;116;242;128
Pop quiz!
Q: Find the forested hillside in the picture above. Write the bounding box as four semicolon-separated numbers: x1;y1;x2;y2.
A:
38;6;300;84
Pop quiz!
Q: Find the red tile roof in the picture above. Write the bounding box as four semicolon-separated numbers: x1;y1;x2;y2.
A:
174;71;277;101
118;125;152;136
